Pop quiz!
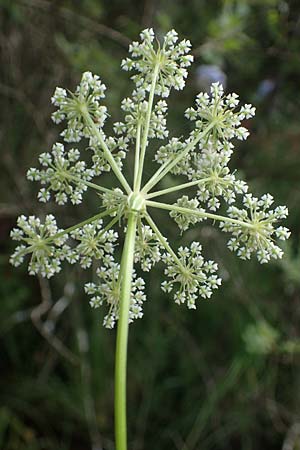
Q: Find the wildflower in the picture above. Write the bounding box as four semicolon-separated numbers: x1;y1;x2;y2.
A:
170;196;204;231
51;71;107;142
189;140;248;211
10;215;70;278
134;223;163;271
121;28;193;97
85;256;146;328
27;142;94;205
114;96;168;140
162;242;222;309
11;28;289;328
155;138;191;175
71;220;118;269
11;29;291;450
220;194;290;263
185;82;255;143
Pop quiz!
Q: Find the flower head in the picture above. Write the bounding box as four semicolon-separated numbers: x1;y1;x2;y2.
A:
51;71;107;142
155;138;191;175
134;223;163;271
27;142;94;205
162;242;222;309
10;215;70;278
170;196;204;232
10;29;290;329
85;256;146;329
220;194;290;263
121;28;193;97
185;82;255;144
189;140;248;211
114;96;168;140
71;220;118;269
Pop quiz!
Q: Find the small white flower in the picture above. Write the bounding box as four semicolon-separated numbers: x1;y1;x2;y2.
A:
155;138;190;175
220;194;290;263
170;196;205;231
51;71;107;143
10;215;70;278
162;242;222;308
84;258;146;329
27;142;94;205
185;82;253;144
121;28;193;97
134;223;163;271
71;220;118;269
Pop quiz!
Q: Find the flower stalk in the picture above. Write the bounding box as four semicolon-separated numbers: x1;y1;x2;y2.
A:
83;110;132;195
115;212;138;450
146;199;255;229
135;63;160;190
141;120;216;194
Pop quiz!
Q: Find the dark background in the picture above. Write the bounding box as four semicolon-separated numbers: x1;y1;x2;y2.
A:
1;1;300;449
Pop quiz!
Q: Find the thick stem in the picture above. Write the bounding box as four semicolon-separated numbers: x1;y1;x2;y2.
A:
115;212;138;450
83;111;132;194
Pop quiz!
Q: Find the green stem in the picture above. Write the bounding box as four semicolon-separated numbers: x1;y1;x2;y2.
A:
146;177;212;199
135;63;160;190
115;212;138;450
45;208;117;243
146;200;254;229
83;111;132;194
22;209;118;257
66;173;122;196
145;212;183;268
133;122;142;191
141;121;216;194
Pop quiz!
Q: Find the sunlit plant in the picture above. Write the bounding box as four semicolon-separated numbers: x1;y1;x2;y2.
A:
10;29;290;450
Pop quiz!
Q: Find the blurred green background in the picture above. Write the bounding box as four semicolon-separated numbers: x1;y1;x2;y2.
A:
1;0;300;449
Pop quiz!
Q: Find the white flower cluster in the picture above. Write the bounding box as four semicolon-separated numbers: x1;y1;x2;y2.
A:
101;189;127;218
162;242;222;309
10;214;120;278
185;82;255;142
51;71;107;142
121;28;193;97
189;140;248;211
170;196;204;232
134;223;163;271
10;29;290;330
90;133;128;175
220;194;290;263
85;256;146;329
114;96;168;140
27;142;94;205
155;138;191;175
71;220;118;269
10;215;70;278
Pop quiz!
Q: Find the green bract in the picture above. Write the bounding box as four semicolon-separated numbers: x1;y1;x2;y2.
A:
11;28;290;329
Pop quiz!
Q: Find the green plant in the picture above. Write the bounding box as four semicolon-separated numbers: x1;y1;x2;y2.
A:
10;29;290;450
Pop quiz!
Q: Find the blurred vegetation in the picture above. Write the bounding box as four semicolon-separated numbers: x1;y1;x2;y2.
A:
1;0;300;449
